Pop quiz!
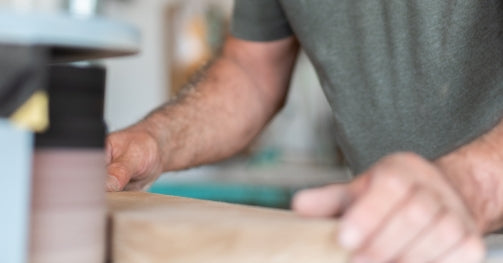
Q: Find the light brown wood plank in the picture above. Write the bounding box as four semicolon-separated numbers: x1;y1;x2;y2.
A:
107;192;348;263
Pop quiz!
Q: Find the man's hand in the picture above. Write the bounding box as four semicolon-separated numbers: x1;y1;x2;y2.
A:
293;153;485;263
106;125;164;192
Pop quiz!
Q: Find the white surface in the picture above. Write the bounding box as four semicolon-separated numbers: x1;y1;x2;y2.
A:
0;0;65;13
103;0;171;131
0;9;140;61
0;120;33;263
68;0;98;16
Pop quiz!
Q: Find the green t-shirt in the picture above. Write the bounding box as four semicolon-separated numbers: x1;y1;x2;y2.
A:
231;0;503;173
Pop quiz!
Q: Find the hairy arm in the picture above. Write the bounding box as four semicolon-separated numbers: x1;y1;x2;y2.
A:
106;36;299;191
436;119;503;233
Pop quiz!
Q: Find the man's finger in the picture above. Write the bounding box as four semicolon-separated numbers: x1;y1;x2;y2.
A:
338;172;414;252
354;188;442;262
292;184;352;217
437;235;485;263
398;211;467;263
292;176;369;217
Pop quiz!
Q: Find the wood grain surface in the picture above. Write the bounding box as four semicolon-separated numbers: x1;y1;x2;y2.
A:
107;192;348;263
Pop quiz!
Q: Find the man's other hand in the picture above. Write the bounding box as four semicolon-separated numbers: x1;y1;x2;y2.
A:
292;153;485;263
106;126;163;192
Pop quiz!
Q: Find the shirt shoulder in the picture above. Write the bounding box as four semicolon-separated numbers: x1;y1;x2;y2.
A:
231;0;294;41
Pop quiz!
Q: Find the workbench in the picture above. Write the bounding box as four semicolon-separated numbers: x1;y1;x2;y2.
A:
107;192;347;263
107;192;503;263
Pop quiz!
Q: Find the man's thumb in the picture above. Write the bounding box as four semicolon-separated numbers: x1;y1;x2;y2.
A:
106;161;135;192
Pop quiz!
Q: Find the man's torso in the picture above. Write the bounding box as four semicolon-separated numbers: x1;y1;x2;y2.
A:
234;0;503;173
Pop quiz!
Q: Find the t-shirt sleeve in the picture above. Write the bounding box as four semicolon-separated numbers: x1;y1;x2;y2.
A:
231;0;294;41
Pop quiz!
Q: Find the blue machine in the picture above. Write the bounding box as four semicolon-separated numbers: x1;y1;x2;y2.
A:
0;3;139;262
0;120;33;263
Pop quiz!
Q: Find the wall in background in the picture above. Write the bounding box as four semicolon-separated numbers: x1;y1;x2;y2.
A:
102;0;232;131
103;0;172;131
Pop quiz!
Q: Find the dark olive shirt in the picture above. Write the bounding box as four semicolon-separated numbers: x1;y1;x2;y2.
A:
231;0;503;173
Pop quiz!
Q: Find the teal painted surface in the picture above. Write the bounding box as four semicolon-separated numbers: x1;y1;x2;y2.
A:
149;182;296;209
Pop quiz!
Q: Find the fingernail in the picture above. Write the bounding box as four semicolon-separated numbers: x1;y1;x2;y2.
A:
106;176;121;192
338;223;362;250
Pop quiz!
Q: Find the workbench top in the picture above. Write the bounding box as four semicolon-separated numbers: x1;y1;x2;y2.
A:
107;192;503;263
108;192;348;263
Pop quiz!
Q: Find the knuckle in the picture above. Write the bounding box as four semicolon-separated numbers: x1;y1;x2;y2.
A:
404;200;432;225
376;173;411;193
346;209;374;233
405;191;440;224
370;159;416;193
380;152;434;176
136;133;160;157
439;213;466;240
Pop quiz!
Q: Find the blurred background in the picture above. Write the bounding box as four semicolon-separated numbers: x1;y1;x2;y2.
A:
99;0;351;208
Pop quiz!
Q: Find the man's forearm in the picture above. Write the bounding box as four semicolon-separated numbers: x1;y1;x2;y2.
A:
132;38;299;172
436;119;503;233
135;57;273;171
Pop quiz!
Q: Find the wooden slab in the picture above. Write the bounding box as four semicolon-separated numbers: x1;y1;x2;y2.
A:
107;192;348;263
